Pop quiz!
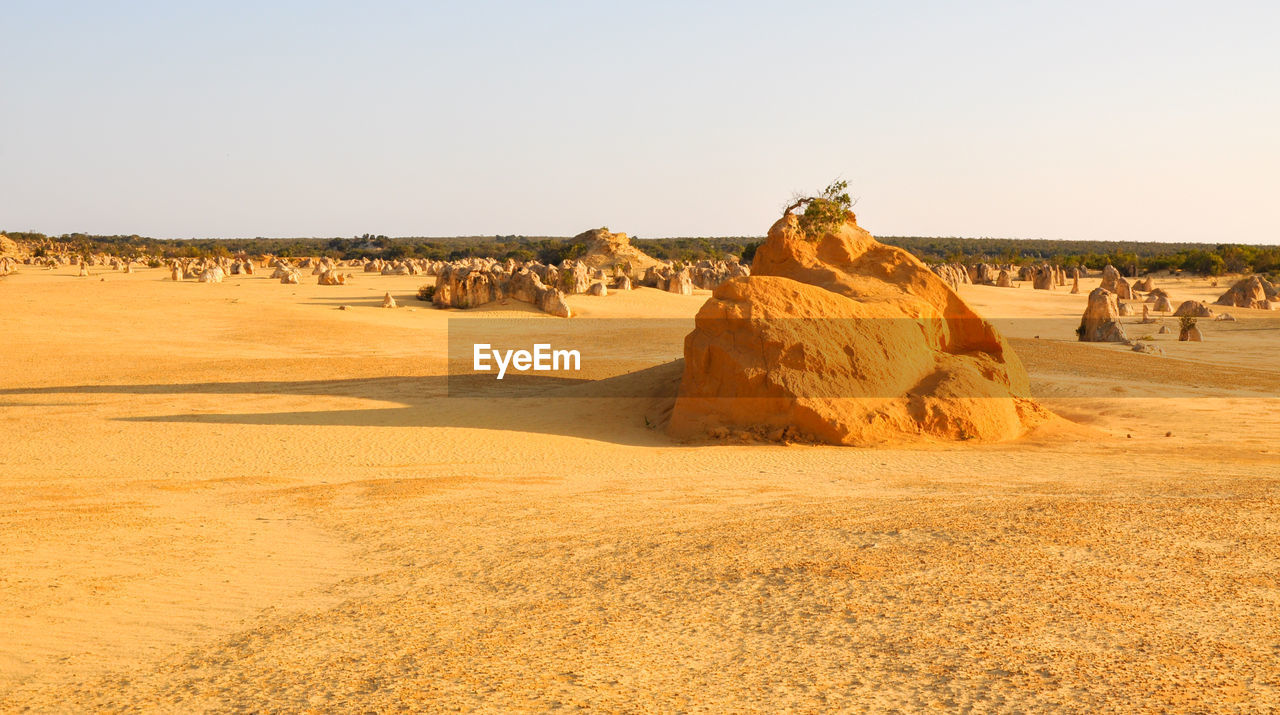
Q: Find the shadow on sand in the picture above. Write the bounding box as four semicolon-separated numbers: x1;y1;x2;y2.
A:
0;363;684;447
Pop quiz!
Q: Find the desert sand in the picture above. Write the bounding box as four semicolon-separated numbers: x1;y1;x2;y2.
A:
2;264;1278;711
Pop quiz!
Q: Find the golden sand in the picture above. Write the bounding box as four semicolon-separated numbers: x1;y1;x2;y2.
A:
1;266;1277;711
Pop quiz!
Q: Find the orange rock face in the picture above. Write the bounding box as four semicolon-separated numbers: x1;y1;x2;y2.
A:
668;213;1043;446
1214;276;1276;309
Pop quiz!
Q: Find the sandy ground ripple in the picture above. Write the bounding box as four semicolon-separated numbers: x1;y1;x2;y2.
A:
1;266;1278;711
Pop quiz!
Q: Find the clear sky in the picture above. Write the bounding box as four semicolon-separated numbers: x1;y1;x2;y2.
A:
2;1;1277;242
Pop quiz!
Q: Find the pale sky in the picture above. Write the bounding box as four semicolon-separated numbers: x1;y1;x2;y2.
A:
2;1;1277;242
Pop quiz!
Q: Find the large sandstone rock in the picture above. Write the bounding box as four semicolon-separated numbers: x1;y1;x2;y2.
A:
1077;288;1128;343
1100;264;1122;292
668;213;1041;446
931;263;967;289
434;265;493;307
1215;276;1276;309
0;234;20;258
540;288;572;318
508;269;546;304
562;261;590;295
318;269;346;286
666;267;694;295
1032;265;1054;290
571;227;663;278
1173;300;1214;318
432;263;573;318
1113;276;1132;299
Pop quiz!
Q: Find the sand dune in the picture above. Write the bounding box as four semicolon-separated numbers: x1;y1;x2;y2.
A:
2;265;1278;710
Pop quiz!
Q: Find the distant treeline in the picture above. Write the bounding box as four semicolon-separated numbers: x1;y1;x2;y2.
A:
6;230;1279;277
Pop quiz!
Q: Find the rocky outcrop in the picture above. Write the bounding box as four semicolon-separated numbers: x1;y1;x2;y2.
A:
1032;265;1054;290
668;212;1041;446
1100;264;1122;292
1215;276;1278;309
570;227;663;278
1077;288;1128;343
1173;300;1214;318
432;262;574;318
0;234;21;258
932;263;968;288
666;267;694;295
318;269;347;286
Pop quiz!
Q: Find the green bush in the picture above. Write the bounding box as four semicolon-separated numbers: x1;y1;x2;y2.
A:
787;180;854;239
416;284;435;302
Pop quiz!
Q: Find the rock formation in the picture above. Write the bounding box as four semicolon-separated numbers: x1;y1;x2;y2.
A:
932;263;967;288
1032;265;1054;290
1100;264;1122;292
0;234;21;258
1214;276;1278;309
432;262;575;318
667;267;694;295
318;269;347;286
668;212;1041;446
1173;300;1214;318
570;227;663;278
1077;288;1128;343
382;292;398;308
